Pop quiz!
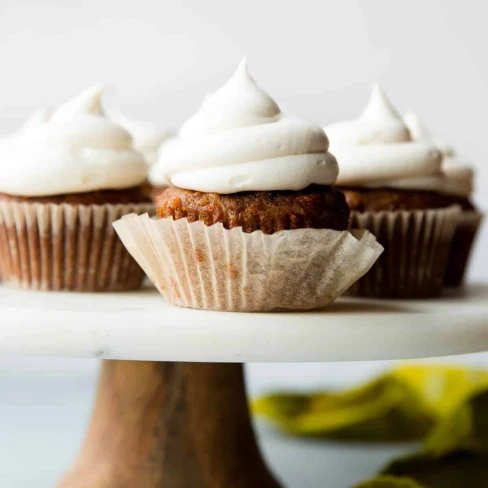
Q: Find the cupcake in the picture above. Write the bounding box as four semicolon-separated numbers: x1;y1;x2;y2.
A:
114;60;383;312
0;86;153;291
109;112;175;199
404;112;483;287
324;85;461;298
111;113;174;167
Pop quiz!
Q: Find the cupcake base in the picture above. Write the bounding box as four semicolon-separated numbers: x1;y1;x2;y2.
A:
114;214;382;312
347;206;461;299
0;200;154;291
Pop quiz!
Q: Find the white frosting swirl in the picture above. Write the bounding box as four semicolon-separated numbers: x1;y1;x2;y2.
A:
0;109;52;147
324;85;442;190
443;157;474;197
110;113;174;166
404;111;474;197
0;86;147;197
148;136;180;186
156;59;338;193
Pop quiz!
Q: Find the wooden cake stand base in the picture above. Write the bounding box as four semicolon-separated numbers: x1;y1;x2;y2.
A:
58;360;281;488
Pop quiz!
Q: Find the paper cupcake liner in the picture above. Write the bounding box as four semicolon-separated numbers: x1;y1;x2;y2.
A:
113;215;383;312
444;211;484;287
347;206;461;299
0;201;154;291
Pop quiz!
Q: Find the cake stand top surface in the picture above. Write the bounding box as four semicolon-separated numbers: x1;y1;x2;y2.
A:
0;284;487;363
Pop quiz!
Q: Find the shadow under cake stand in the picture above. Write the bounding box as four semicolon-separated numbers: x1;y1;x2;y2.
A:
1;284;488;488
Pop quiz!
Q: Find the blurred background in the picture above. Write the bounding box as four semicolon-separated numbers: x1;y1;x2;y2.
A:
1;0;487;487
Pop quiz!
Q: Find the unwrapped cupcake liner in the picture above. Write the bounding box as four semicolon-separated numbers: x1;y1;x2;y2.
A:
113;214;383;312
444;211;483;287
0;201;154;291
347;205;461;299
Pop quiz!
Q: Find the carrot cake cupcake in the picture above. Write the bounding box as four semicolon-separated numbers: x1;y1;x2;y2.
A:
116;117;175;199
0;85;153;291
324;85;460;298
404;111;482;287
111;112;174;167
114;60;383;311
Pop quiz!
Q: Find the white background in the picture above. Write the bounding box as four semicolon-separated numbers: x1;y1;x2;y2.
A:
0;1;487;487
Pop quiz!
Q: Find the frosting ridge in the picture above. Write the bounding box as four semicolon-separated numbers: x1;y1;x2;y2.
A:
156;59;339;193
404;111;473;197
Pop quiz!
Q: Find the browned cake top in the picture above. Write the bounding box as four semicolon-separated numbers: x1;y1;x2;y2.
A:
156;185;350;234
0;186;151;205
342;187;475;212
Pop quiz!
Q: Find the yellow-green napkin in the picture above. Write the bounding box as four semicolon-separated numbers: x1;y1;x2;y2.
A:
252;365;488;487
253;365;488;443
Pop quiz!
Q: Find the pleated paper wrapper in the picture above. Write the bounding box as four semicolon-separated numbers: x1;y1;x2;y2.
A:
0;201;154;291
347;205;461;299
444;211;484;287
113;214;383;312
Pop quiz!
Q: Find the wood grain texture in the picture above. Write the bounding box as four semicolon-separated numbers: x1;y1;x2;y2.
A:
58;360;282;488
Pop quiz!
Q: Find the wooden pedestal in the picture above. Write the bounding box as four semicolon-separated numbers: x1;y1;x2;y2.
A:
57;360;282;488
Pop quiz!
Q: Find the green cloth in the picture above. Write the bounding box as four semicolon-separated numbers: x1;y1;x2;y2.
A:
252;365;488;487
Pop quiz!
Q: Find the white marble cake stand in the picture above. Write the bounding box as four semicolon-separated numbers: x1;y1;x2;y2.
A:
1;284;488;488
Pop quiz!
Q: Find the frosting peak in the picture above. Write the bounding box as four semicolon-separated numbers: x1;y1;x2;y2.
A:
0;85;147;197
359;85;410;142
403;111;432;140
181;58;281;138
157;60;338;194
324;86;442;188
326;85;411;149
51;85;105;121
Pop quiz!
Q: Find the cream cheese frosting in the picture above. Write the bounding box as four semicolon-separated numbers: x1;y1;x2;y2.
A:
110;113;174;166
404;111;474;197
0;86;147;197
156;59;339;194
325;85;443;191
443;157;474;197
17;108;52;133
0;109;51;146
148;136;179;186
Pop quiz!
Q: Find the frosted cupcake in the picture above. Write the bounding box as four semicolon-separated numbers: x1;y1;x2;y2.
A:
324;86;460;298
111;113;174;167
112;114;176;199
114;60;383;312
405;112;482;287
0;86;153;291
